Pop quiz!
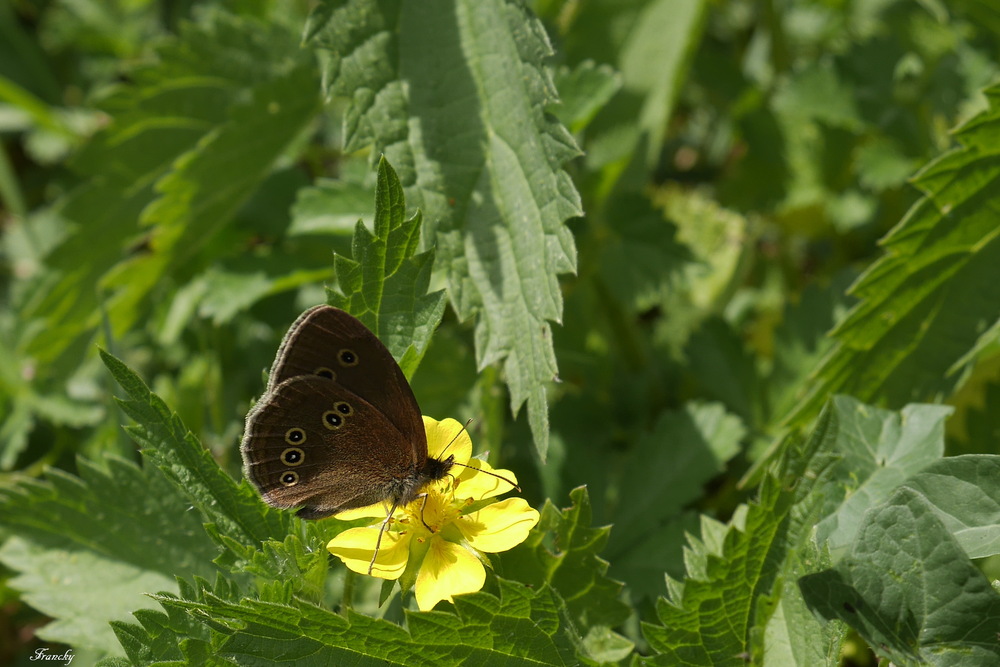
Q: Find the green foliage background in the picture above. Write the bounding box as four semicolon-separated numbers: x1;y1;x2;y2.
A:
2;0;1000;665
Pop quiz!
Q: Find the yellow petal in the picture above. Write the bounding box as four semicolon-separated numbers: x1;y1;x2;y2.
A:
458;498;539;553
455;458;519;501
327;526;410;579
423;416;472;465
334;501;396;521
414;537;485;611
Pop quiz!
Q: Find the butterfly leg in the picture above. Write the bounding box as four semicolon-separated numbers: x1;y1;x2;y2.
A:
368;500;400;575
415;493;434;532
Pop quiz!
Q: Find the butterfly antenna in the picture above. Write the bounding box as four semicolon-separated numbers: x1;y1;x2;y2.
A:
439;419;521;492
450;460;521;492
438;418;474;459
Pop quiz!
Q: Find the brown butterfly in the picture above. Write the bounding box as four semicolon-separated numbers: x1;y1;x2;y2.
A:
241;305;453;520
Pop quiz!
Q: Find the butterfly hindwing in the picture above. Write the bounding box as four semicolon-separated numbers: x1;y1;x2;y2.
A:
241;375;415;519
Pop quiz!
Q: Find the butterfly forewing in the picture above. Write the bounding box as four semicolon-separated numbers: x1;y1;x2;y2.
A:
265;305;427;465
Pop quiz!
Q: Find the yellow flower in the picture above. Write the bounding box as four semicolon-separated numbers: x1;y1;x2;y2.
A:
327;417;539;611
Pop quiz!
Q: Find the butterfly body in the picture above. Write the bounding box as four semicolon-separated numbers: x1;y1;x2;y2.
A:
241;305;452;519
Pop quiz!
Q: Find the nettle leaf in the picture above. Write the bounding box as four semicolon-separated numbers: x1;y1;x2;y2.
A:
800;487;1000;666
0;456;218;655
788;82;1000;425
503;486;632;661
640;479;793;666
808;396;950;559
100;351;340;609
23;10;320;367
106;576;243;667
755;399;957;664
100;350;292;552
327;156;447;378
638;396;950;664
899;454;1000;559
118;579;580;666
306;0;582;458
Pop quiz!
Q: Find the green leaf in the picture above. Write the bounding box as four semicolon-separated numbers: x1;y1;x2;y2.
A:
617;0;709;166
559;0;708;172
116;579;580;666
597;193;690;318
809;396;950;559
800;487;1000;666
640;479;793;666
0;457;218;654
107;575;243;667
503;486;631;654
899;454;1000;559
99;349;292;550
289;178;375;237
638;397;941;664
327;156;447;378
306;0;582;458
788;82;1000;426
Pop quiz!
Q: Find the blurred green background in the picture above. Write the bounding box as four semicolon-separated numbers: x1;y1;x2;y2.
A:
2;0;999;664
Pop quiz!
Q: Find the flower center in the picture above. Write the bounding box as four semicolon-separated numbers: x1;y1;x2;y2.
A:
401;486;460;535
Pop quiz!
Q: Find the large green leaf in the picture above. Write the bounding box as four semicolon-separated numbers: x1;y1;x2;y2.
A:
800;487;1000;666
639;397;954;665
788;83;1000;425
305;0;582;458
640;480;794;666
109;579;581;666
899;454;1000;559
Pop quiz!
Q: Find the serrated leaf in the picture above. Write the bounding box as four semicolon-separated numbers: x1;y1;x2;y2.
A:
108;576;242;666
327;156;447;379
503;486;630;649
99;350;292;549
787;82;1000;426
306;0;582;458
0;456;218;654
133;579;580;666
800;487;1000;666
640;479;793;667
637;397;936;664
